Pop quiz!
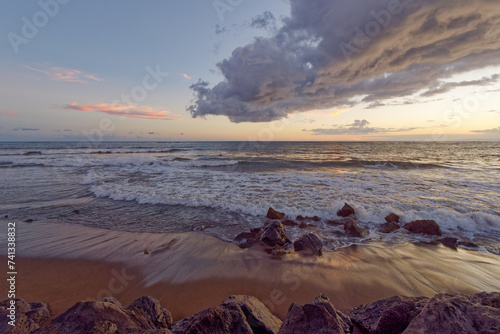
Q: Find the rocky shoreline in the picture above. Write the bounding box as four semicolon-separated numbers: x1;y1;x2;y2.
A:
232;206;477;256
2;291;499;333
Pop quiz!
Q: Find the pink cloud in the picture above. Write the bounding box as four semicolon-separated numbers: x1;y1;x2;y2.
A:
65;103;182;121
26;63;103;83
182;73;192;80
0;111;19;116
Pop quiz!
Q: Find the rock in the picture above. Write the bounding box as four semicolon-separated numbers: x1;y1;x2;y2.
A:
73;210;80;214
296;215;305;220
403;220;442;236
98;297;123;308
24;219;34;223
239;238;264;249
0;299;50;334
267;207;285;220
293;234;323;255
326;220;345;226
260;221;289;247
144;249;151;254
337;203;355;217
45;296;172;334
4;215;8;218
349;296;429;334
385;213;400;224
380;222;400;234
458;241;479;248
312;216;320;222
298;222;317;229
403;293;500;334
439;237;458;250
282;219;298;226
172;295;281;334
278;294;352;334
235;232;259;242
126;296;173;330
344;218;368;238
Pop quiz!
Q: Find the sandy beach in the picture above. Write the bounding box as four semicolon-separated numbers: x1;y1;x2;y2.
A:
2;221;500;322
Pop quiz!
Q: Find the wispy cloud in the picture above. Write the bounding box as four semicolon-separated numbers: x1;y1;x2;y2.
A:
309;120;419;135
13;128;39;131
26;63;103;83
65;103;182;121
182;73;192;80
470;126;500;134
0;111;19;116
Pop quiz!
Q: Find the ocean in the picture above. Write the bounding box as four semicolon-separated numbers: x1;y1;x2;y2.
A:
1;141;499;252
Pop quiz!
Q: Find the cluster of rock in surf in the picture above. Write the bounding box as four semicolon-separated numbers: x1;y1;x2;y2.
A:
2;291;499;333
233;204;478;255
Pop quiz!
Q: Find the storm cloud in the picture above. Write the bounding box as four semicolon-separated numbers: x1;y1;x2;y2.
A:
188;0;500;123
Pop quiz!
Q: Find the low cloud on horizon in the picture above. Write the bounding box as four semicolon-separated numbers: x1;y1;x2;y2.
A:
308;119;419;135
188;0;500;123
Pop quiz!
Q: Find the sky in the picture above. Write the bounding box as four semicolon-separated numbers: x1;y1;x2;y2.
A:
0;0;499;141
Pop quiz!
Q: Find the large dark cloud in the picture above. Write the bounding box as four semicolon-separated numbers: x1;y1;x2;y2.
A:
189;0;500;123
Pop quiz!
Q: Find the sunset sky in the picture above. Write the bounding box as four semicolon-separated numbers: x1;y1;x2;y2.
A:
1;0;499;141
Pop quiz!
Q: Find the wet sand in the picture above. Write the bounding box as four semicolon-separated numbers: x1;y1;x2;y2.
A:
2;221;500;320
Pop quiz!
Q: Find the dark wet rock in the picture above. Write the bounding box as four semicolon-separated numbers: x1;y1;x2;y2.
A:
239;238;265;249
260;221;289;247
278;294;352;334
403;293;500;334
144;249;151;254
312;216;320;222
458;241;479;248
403;220;442;236
73;210;80;214
298;222;317;229
344;218;368;238
326;220;345;226
293;234;323;256
0;299;50;334
235;232;259;242
439;237;458;250
471;292;500;309
296;215;305;221
43;296;172;334
172;295;281;334
267;207;285;220
349;296;429;334
385;213;400;224
337;203;355;217
4;215;8;218
380;222;400;234
281;219;298;226
24;219;34;223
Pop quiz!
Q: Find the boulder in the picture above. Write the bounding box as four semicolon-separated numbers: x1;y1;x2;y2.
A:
439;237;458;250
344;219;368;238
43;296;172;334
267;207;285;220
0;299;50;334
403;293;500;334
293;234;323;255
278;294;352;334
235;232;259;242
172;295;281;334
298;222;317;229
385;213;400;224
403;220;442;236
282;219;298;226
380;222;400;234
349;296;429;334
296;215;305;220
337;203;355;217
260;221;289;247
